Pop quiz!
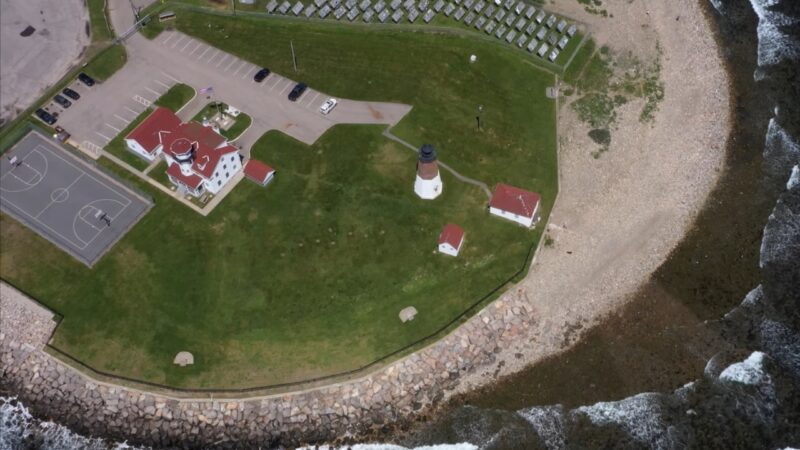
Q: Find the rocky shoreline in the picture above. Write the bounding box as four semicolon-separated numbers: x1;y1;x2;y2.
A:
1;282;537;448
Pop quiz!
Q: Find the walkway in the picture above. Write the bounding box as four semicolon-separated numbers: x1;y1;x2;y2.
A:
383;129;492;198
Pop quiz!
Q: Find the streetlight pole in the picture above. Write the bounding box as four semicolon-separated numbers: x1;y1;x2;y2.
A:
477;105;483;130
290;40;298;72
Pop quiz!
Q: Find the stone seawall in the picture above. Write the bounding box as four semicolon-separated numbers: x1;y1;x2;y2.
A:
0;282;535;448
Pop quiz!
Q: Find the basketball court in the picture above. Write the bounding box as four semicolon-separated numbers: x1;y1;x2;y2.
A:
0;131;151;266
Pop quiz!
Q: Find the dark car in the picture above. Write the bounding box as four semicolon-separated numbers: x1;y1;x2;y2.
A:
78;72;95;87
35;109;57;125
254;68;271;82
288;82;307;101
53;94;72;108
62;87;80;100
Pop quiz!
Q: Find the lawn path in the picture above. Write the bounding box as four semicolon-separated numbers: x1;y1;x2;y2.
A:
382;128;492;199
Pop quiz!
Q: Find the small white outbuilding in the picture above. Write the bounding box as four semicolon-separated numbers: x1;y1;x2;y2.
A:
438;223;465;256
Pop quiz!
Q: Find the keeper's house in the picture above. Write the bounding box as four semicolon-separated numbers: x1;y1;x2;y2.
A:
488;183;541;227
438;223;465;257
125;107;242;198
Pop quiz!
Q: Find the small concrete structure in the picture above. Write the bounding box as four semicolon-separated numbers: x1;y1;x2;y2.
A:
399;306;418;323
173;351;194;366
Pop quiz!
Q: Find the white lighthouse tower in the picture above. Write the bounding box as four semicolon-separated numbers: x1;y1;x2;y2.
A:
414;144;443;200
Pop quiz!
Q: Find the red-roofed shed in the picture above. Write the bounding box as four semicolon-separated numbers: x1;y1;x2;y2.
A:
488;183;541;227
438;223;464;256
244;159;275;186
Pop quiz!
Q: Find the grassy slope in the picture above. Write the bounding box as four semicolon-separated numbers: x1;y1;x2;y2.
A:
154;83;195;112
0;12;556;388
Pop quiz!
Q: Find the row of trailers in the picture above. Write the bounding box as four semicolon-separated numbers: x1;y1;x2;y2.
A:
266;0;579;51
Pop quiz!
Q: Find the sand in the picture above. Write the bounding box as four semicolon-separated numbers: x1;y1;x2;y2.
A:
453;0;731;393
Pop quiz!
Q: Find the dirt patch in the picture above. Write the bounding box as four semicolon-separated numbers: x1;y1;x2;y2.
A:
368;105;384;120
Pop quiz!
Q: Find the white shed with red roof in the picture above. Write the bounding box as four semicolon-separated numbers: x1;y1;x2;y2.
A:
438;223;464;256
488;183;541;227
244;159;275;186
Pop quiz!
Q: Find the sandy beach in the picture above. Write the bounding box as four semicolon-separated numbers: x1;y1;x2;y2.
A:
453;0;731;394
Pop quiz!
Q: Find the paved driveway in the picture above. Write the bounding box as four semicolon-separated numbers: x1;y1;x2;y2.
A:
57;22;412;157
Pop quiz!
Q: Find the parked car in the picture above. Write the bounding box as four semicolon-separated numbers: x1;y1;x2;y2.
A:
254;68;271;82
319;98;338;115
78;72;95;87
35;109;57;125
53;95;72;109
62;87;80;100
288;82;307;101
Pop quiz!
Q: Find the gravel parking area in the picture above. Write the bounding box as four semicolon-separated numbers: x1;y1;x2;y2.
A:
0;0;89;126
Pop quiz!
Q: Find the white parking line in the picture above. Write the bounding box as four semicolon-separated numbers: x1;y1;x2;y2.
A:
306;92;320;107
124;106;141;115
232;61;247;76
104;123;121;133
113;114;130;124
162;33;175;45
144;86;161;96
170;35;186;49
153;79;170;89
197;46;211;60
160;71;181;83
180;39;193;52
224;58;238;72
215;54;230;68
279;81;292;95
206;49;220;63
188;42;203;56
95;131;112;141
269;77;283;91
241;65;255;79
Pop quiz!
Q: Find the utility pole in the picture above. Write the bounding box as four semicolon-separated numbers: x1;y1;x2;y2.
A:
290;40;297;72
477;105;483;130
231;0;237;16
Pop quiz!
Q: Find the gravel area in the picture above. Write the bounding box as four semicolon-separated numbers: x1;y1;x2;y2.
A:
453;0;731;392
0;284;55;349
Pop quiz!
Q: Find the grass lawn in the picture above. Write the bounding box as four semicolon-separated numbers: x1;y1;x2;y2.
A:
0;11;557;389
154;83;195;112
81;44;127;82
104;108;152;171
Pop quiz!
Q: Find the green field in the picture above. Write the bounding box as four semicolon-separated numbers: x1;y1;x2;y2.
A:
0;11;557;389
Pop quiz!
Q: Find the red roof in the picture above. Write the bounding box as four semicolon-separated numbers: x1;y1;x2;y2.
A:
161;124;237;180
244;159;275;183
125;107;182;154
438;223;464;248
166;163;203;190
489;183;540;218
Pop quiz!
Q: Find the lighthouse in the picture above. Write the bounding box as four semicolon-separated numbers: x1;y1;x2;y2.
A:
414;144;443;200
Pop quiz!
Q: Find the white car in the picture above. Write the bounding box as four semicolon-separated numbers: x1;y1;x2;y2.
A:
319;98;338;115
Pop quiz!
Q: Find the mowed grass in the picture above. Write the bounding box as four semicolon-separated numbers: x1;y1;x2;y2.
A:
177;12;557;194
154;83;195;112
0;13;557;388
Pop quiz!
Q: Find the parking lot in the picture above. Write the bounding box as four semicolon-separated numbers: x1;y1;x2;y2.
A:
53;30;412;159
0;131;151;266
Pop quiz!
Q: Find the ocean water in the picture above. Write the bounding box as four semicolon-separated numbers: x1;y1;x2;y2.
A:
2;0;799;449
